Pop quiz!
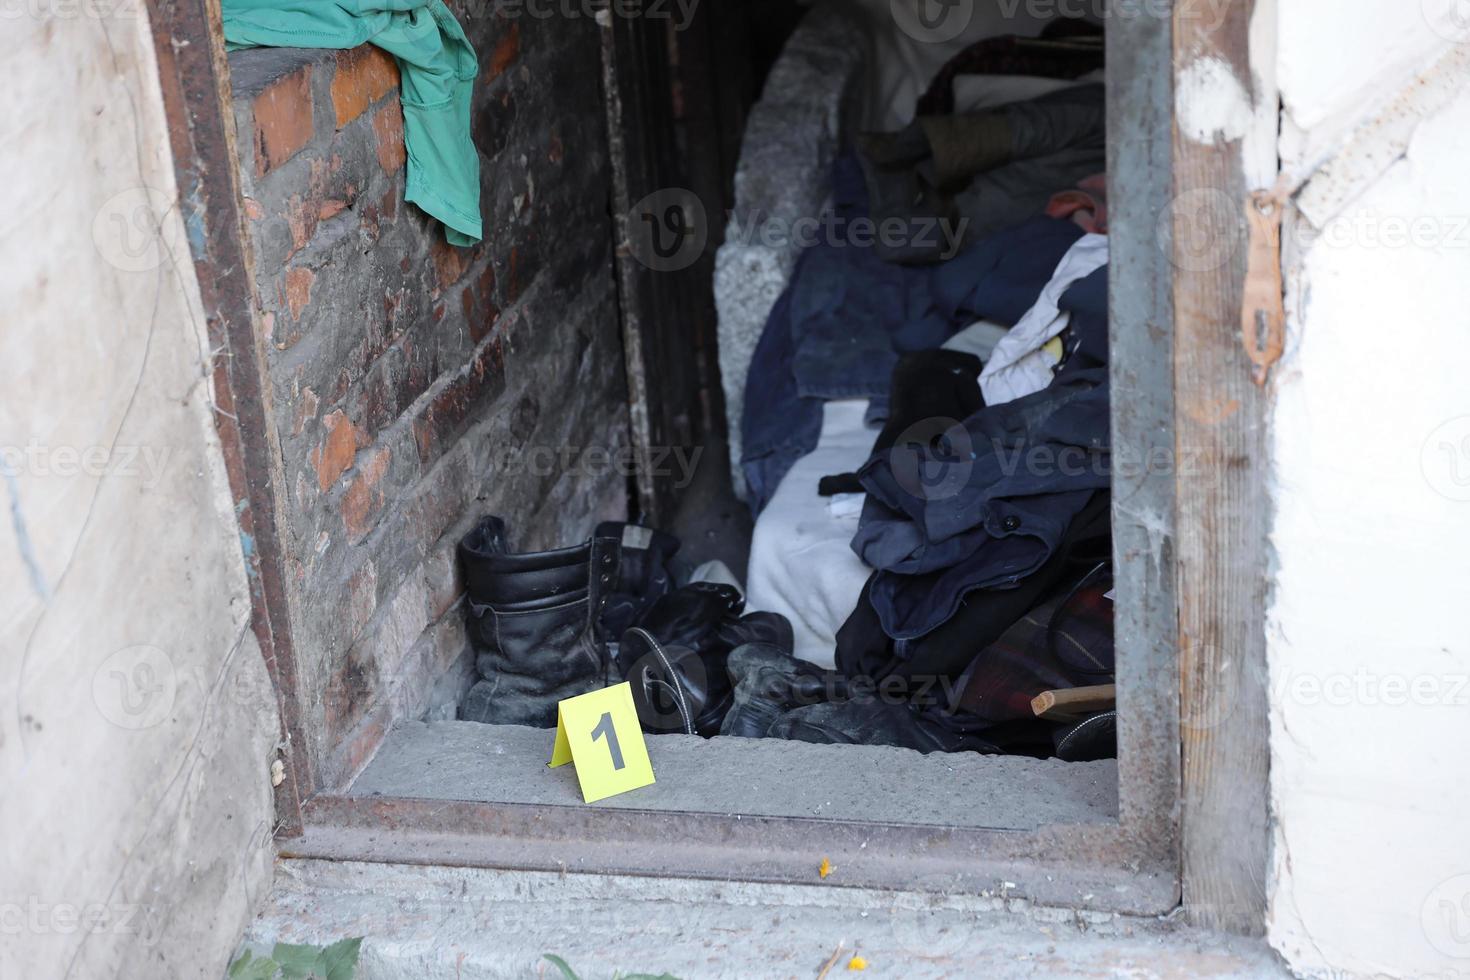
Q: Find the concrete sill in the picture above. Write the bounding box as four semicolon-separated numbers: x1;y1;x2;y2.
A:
282;721;1175;917
347;720;1118;830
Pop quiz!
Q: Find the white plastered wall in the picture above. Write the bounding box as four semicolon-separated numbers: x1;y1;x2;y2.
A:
0;4;279;977
1267;3;1470;977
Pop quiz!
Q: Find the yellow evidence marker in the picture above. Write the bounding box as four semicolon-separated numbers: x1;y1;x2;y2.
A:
548;681;655;803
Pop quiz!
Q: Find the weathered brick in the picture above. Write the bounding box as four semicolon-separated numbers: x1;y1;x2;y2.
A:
509;392;540;443
331;45;400;128
350;343;435;442
460;262;500;343
505;246;524;303
285;266;315;320
360;186;399;243
401;612;476;728
293;385;320;437
282;154;358;257
430;238;467;293
253;66;314;177
361;369;398;442
321;643;376;751
382;286;411;339
411;336;507;469
487;23;520;81
311;409;360;491
293;470;315;521
403;446;475;559
372;97;407;174
381;574;432;677
342;446;391;542
422;542;461;622
229;22;633;785
321;698;384;788
323;569;432;751
345;559;379;643
401;336;439;390
479;89;516;161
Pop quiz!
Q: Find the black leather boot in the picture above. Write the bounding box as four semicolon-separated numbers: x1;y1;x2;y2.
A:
457;516;678;727
719;643;841;738
767;699;1002;754
616;585;794;737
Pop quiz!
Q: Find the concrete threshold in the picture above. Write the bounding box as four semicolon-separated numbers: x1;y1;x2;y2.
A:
241;859;1290;979
348;720;1118;830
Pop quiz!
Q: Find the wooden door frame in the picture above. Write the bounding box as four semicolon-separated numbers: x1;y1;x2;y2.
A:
143;0;1274;932
1167;0;1275;935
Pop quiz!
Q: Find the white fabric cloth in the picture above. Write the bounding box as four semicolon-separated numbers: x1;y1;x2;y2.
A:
979;233;1108;405
941;318;1011;362
834;0;1099;129
826;492;865;520
746;399;874;668
833;0;1062;129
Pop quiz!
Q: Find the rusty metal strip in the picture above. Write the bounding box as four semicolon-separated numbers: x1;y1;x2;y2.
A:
1241;189;1286;386
143;0;311;834
286;794;1178;916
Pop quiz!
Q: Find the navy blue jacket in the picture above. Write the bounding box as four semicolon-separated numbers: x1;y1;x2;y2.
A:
740;155;1087;513
853;367;1110;641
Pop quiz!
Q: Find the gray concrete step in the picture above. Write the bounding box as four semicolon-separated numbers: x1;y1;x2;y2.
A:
349;720;1118;831
241;859;1290;979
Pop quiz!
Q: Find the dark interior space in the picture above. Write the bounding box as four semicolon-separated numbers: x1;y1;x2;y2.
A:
220;0;1119;827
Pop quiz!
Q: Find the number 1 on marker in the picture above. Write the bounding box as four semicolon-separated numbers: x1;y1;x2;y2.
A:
591;711;625;770
548;682;654;802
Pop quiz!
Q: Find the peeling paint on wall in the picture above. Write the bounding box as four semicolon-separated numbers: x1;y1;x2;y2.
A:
1176;56;1254;146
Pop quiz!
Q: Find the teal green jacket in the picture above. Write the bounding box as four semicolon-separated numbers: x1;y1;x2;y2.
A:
223;0;481;246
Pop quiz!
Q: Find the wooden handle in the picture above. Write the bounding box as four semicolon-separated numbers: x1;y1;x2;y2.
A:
1031;684;1116;720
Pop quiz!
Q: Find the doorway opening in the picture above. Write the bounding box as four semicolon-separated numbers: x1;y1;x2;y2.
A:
151;0;1227;918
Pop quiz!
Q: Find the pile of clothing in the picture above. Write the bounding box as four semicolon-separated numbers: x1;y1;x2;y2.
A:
453;499;1113;761
454;19;1119;762
736;18;1118;760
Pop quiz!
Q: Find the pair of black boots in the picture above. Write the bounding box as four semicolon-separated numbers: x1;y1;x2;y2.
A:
454;515;1106;758
456;516;790;737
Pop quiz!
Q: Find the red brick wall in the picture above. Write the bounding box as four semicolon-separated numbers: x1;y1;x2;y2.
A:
228;14;630;789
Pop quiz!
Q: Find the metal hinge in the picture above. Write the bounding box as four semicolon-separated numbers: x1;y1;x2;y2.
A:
1241;186;1287;386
